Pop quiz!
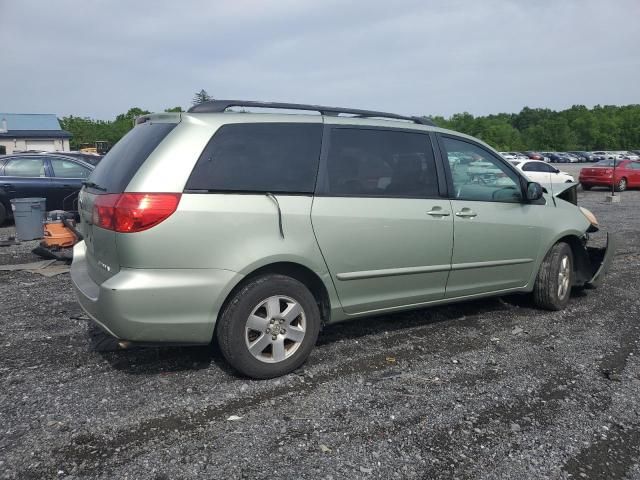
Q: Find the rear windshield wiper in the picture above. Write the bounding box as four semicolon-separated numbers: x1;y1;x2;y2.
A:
82;180;107;192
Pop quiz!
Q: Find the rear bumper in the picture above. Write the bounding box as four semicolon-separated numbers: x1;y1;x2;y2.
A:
70;241;243;344
579;176;613;185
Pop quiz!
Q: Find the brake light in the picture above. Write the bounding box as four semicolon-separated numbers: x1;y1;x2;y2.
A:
92;193;181;233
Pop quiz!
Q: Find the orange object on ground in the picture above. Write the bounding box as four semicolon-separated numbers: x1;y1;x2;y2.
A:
42;221;76;248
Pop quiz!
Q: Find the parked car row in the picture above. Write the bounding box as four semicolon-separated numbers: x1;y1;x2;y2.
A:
500;150;640;164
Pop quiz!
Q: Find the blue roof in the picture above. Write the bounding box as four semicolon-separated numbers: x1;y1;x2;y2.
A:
0;113;62;131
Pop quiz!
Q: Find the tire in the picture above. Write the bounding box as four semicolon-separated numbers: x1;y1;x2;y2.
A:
532;242;573;311
581;184;592;190
615;177;627;192
0;203;6;225
216;274;321;379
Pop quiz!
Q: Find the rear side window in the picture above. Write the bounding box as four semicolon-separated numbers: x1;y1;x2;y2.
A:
323;128;438;198
186;123;322;193
88;122;176;193
50;158;91;178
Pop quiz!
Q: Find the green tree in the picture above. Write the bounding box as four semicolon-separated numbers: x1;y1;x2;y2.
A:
432;104;640;151
192;89;212;106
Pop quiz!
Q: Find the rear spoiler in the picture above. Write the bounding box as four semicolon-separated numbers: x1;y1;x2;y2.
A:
135;112;182;125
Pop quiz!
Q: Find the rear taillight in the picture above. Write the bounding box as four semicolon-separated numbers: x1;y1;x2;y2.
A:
92;193;181;233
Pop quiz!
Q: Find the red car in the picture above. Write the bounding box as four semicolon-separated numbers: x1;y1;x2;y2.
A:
579;159;640;191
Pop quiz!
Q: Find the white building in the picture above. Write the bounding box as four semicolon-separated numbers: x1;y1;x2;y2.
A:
0;113;71;155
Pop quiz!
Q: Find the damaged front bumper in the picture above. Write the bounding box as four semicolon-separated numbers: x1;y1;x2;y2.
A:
574;232;617;288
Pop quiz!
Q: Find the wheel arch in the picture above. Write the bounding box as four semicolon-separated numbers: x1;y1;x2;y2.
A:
215;261;334;337
534;232;592;288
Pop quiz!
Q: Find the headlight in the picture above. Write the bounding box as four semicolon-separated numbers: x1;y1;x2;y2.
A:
580;207;599;228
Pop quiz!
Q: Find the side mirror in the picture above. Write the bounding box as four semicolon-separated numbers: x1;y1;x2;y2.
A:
526;182;544;201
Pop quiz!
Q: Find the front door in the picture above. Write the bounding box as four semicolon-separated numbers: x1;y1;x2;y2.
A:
439;135;543;298
1;156;52;208
312;126;453;314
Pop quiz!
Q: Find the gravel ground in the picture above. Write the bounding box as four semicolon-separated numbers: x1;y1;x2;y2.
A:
1;177;639;479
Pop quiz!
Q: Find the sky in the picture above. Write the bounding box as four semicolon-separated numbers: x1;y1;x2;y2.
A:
1;0;639;120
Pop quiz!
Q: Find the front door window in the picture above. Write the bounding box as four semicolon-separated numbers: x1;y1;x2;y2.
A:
443;137;522;203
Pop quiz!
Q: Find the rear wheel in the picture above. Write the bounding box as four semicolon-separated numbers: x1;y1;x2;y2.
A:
581;183;592;190
615;177;627;192
216;274;321;379
533;242;573;311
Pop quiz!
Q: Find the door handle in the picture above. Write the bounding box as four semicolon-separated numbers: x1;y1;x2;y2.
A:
455;209;477;218
2;183;12;188
426;209;451;217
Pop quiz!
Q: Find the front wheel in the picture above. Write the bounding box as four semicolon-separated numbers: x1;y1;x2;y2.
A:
615;177;627;192
532;242;573;311
216;274;321;379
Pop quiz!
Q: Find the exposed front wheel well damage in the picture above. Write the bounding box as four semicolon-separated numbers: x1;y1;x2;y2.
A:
556;234;596;287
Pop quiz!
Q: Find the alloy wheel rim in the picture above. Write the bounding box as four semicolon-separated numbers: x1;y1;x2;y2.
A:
244;295;306;363
619;179;626;191
557;255;571;299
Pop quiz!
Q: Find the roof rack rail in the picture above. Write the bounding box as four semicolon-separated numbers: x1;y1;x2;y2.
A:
187;100;435;126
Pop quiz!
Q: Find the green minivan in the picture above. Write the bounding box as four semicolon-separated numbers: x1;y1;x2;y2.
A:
71;100;615;378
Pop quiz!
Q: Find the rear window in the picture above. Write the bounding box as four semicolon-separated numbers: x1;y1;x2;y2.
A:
595;159;622;167
87;122;176;193
185;123;322;193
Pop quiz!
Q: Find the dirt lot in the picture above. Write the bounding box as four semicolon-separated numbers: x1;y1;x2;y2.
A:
1;180;639;479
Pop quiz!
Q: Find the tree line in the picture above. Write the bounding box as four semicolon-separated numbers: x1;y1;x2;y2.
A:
58;89;211;150
59;106;181;150
430;104;640;151
60;97;640;152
